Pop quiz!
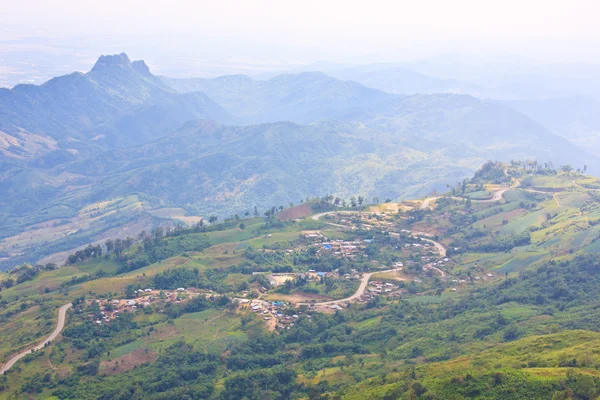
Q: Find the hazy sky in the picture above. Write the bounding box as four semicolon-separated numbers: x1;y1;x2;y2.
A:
1;0;600;86
2;0;600;60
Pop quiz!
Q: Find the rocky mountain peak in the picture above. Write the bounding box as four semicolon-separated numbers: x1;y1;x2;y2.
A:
132;60;152;76
91;53;132;72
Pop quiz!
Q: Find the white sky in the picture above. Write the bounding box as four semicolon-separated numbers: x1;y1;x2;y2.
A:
1;0;600;74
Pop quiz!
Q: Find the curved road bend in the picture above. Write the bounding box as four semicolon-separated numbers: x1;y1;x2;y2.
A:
0;303;72;375
311;210;373;224
298;267;403;306
311;211;447;258
419;187;511;210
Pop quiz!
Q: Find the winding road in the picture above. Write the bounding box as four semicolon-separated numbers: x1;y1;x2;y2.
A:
306;208;450;306
311;211;447;257
418;237;447;258
298;267;403;306
0;303;72;375
311;210;369;223
419;186;512;210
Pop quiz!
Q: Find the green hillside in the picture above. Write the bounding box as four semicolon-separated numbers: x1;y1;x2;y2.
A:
1;163;600;399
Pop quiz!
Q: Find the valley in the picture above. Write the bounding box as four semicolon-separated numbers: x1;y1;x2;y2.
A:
2;163;600;398
2;3;600;399
1;53;598;271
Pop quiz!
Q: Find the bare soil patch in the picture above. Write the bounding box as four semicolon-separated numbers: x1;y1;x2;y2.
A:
265;292;329;303
101;348;158;375
278;204;313;221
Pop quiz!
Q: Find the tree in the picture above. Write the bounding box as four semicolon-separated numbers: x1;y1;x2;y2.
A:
561;164;573;173
152;226;164;240
239;223;246;231
503;325;520;341
105;239;114;254
358;196;364;208
208;215;218;224
350;196;357;208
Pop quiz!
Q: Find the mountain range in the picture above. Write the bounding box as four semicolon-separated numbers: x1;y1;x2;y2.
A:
500;96;600;156
161;72;397;124
0;53;232;155
0;52;598;268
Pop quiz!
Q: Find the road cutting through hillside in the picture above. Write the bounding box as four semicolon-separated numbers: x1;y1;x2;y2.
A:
0;303;72;375
419;186;513;210
298;267;404;306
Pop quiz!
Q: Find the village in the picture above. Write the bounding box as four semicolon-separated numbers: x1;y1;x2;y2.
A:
81;210;501;330
84;287;211;324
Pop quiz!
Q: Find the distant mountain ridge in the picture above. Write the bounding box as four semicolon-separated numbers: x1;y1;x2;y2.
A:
54;93;598;221
500;96;600;157
161;71;398;124
325;65;483;95
1;53;600;269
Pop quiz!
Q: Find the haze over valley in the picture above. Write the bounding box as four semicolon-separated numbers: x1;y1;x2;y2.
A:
2;1;600;399
2;51;597;269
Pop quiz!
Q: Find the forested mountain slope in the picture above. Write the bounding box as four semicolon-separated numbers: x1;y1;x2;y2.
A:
501;96;600;157
161;72;397;124
0;53;233;151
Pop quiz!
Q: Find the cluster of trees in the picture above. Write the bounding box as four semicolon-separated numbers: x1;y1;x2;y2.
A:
471;161;510;184
51;342;219;399
103;237;135;257
150;266;239;295
0;263;56;290
509;159;587;176
119;232;210;272
452;231;531;253
66;244;103;265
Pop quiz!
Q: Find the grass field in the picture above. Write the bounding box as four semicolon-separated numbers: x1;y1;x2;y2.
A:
499;209;547;234
0;260;117;302
173;309;244;351
473;208;527;230
463;190;492;200
147;207;203;225
497;253;545;273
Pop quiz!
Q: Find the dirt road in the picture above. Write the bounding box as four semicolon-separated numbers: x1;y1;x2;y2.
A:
311;210;371;223
424;264;446;277
0;303;72;375
418;237;447;258
419;187;511;210
299;267;403;306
